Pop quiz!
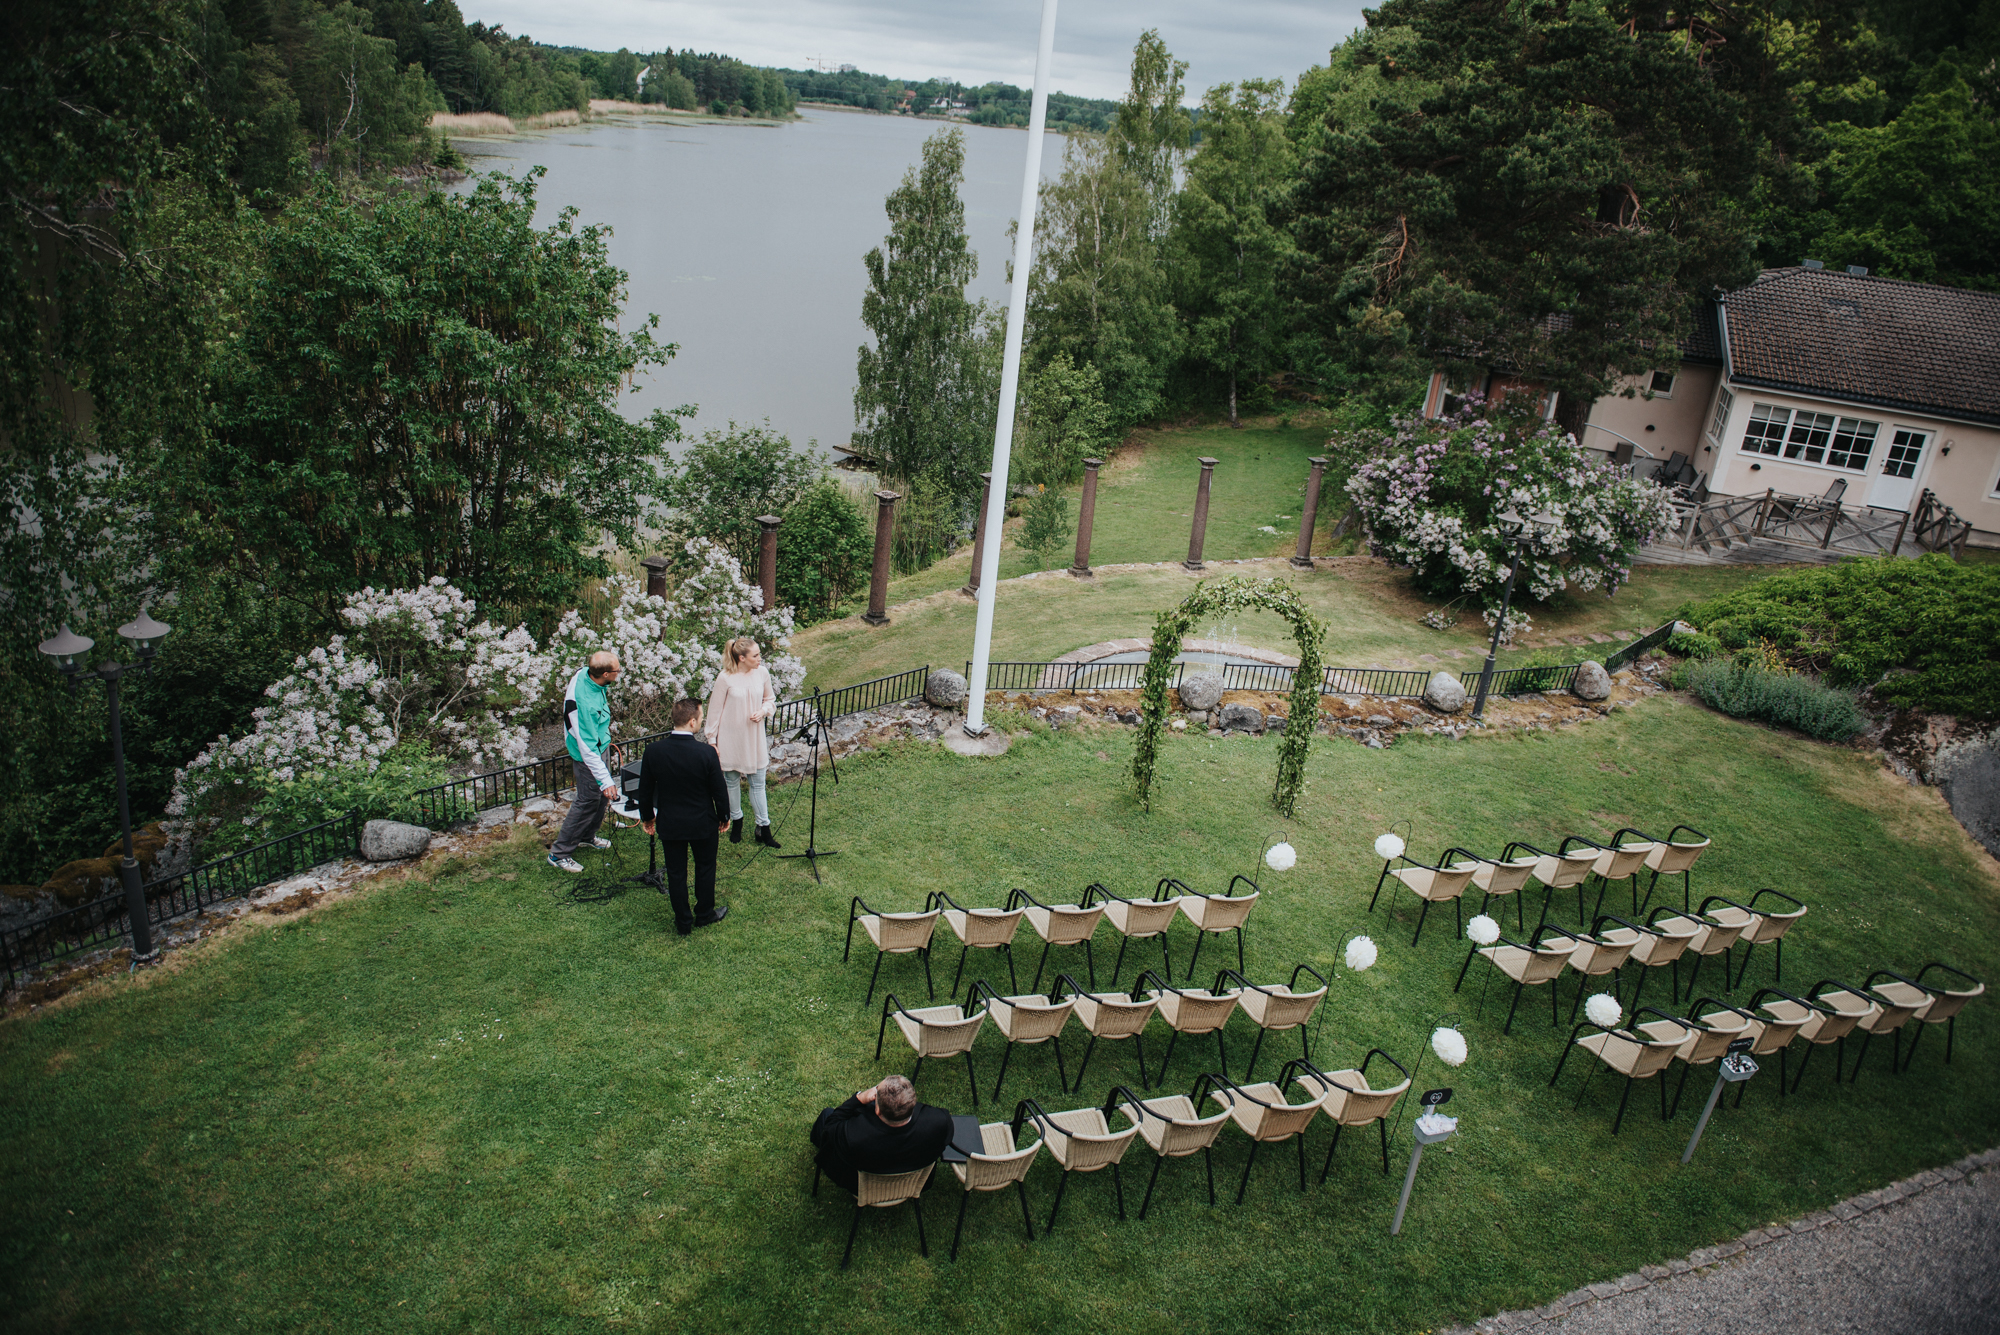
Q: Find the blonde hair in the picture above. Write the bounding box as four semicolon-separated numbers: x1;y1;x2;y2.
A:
724;637;759;672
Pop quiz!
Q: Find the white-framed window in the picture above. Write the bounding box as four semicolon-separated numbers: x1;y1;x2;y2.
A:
1708;386;1734;441
1881;430;1926;479
1648;370;1676;397
1741;403;1790;454
1739;402;1877;472
1826;418;1878;470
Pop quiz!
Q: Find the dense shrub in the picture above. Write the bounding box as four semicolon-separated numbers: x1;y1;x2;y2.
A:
205;743;454;858
1666;629;1724;660
1676;555;2000;719
776;480;874;625
1678;659;1867;740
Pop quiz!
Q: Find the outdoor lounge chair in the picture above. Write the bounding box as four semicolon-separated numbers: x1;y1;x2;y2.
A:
1369;846;1479;947
928;891;1025;996
1085;881;1183;986
818;1163;933;1270
1680;896;1755;996
1622;906;1702;1011
1516;838;1601;930
1173;874;1261;979
1732;889;1809;987
1788;979;1881;1091
1637;825;1712;915
946;1120;1043;1261
1730;987;1825;1105
1198;1070;1324;1203
1899;963;1985;1072
844;897;940;1004
1290;1050;1412;1181
1106;1084;1232;1219
1848;970;1933;1081
1564;914;1644;1023
1138;969;1241;1083
1666;997;1758;1116
1575;830;1660;924
1223;964;1330;1079
1007;887;1104;991
1062;973;1161;1092
876;990;987;1107
1010;1097;1139;1233
967;978;1074;1103
1549;1006;1695;1134
1455;923;1582;1035
1467;843;1541;933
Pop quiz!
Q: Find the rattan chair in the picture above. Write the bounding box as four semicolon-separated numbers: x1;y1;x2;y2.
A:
876;990;987;1107
1622;906;1703;1011
1467;843;1542;934
1139;969;1241;1083
1575;829;1661;924
1173;874;1261;979
1010;1097;1139;1233
1290;1051;1412;1181
1107;1084;1232;1219
1223;964;1330;1079
1549;1006;1695;1134
1199;1070;1324;1203
1084;881;1183;985
1848;970;1934;1081
1064;973;1161;1091
1564;914;1644;1023
1788;979;1881;1091
1730;987;1823;1104
1007;887;1104;991
824;1163;933;1269
844;896;940;1004
1665;997;1758;1116
1516;838;1602;930
1899;963;1985;1072
967;978;1074;1103
1732;889;1808;988
1638;825;1712;915
946;1120;1043;1260
1680;896;1755;996
1454;923;1582;1034
928;891;1025;996
1369;846;1480;947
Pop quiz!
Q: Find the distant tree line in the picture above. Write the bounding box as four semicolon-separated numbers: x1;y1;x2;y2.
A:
778;68;1118;132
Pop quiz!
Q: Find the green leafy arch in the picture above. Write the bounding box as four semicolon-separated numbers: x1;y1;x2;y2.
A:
1131;576;1328;815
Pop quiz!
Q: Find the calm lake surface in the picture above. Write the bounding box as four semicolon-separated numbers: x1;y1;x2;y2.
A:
458;109;1061;456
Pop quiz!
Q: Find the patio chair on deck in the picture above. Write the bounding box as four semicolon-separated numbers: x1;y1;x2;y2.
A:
1455;923;1582;1034
1106;1084;1232;1219
1369;846;1479;947
1290;1051;1413;1180
1198;1070;1324;1204
928;891;1024;996
1549;1007;1694;1134
1010;1097;1139;1233
875;989;986;1107
1084;881;1182;986
1007;887;1104;992
1899;963;1985;1072
967;978;1074;1104
844;897;940;1004
1224;965;1330;1079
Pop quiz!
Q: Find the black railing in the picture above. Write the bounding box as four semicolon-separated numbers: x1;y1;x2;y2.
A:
1462;663;1581;697
976;659;1437;699
1319;666;1435;698
768;665;931;735
1603;622;1675;674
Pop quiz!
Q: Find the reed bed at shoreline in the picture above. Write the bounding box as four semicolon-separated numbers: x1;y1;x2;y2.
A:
428;109;582;137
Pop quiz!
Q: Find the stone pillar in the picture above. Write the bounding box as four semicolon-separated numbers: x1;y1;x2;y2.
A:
1070;458;1101;578
960;472;993;598
1185;457;1219;571
641;555;669;600
755;515;781;613
863;489;900;625
1292;456;1327;570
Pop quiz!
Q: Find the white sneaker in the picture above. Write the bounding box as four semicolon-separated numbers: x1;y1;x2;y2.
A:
547;853;584;873
590;837;613;850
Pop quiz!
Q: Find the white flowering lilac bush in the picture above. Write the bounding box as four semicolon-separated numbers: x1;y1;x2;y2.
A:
1345;404;1675;623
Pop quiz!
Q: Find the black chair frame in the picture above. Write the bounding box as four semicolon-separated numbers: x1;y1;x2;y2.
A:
1682;895;1752;996
1007;886;1097;992
1587;828;1662;923
1289;1050;1410;1181
1904;962;1984;1071
814;1162;929;1269
1101;1083;1215;1220
1216;963;1328;1079
944;1119;1037;1262
1517;836;1600;930
1731;987;1833;1107
1789;978;1883;1092
1637;824;1711;915
1060;972;1152;1093
1851;969;1939;1082
968;977;1068;1104
1132;967;1234;1085
1369;847;1475;947
1567;912;1652;1023
1454;922;1584;1035
1175;874;1258;981
875;990;981;1108
1667;997;1758;1117
1623;904;1707;1011
844;895;934;1005
927;890;1020;996
1193;1070;1314;1204
1083;881;1174;986
1474;841;1539;934
1548;1006;1694;1135
1734;888;1807;987
1009;1097;1128;1234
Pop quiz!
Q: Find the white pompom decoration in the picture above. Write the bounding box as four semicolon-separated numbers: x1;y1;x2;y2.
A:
1265;841;1297;872
1344;935;1378;971
1374;832;1406;861
1431;1026;1468;1067
1585;993;1623;1028
1466;914;1502;946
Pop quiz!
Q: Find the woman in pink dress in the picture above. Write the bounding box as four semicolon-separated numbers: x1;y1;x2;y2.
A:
705;637;781;847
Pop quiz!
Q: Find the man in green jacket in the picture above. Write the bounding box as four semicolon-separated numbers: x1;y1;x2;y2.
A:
549;650;622;873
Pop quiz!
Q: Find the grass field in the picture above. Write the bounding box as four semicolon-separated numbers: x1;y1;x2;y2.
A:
5;697;1997;1332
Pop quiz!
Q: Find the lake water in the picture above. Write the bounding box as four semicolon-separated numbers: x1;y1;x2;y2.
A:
458;108;1062;457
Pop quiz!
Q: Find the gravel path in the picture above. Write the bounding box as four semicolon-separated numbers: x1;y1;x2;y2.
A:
1450;1150;2000;1335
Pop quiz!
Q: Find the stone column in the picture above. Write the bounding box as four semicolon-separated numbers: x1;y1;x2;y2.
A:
863;489;900;625
1292;456;1327;570
641;555;669;600
756;514;781;612
1185;457;1219;571
960;472;993;598
1070;458;1102;578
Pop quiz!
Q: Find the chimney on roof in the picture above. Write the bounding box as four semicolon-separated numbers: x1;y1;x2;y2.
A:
1847;265;1869;276
1802;259;1824;270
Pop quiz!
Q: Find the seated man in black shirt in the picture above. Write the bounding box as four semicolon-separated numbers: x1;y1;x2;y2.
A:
810;1074;953;1194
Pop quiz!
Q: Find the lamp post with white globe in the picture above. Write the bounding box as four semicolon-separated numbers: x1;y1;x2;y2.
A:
37;611;173;963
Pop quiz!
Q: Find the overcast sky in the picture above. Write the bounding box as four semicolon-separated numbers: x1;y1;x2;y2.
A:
471;0;1371;101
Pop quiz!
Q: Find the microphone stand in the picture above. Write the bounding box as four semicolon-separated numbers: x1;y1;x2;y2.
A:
777;688;839;883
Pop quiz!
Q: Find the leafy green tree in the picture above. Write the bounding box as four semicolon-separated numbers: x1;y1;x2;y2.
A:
775;480;873;623
602;48;640;101
1112;30;1192;236
659;422;820;573
1014;352;1113;489
281;1;437;167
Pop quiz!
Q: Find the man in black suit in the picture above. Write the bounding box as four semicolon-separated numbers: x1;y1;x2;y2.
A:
810;1075;953;1194
637;697;732;935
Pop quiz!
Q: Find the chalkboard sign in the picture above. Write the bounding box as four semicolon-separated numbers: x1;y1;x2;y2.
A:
1420;1087;1453;1108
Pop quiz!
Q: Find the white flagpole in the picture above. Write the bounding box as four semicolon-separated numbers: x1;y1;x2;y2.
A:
965;0;1058;737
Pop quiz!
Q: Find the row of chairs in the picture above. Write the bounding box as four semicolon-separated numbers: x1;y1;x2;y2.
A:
843;878;1262;1005
1372;826;1713;945
874;966;1330;1106
1551;964;1985;1133
823;1058;1414;1267
1453;893;1810;1033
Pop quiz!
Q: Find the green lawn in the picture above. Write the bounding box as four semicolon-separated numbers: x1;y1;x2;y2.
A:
6;698;1997;1332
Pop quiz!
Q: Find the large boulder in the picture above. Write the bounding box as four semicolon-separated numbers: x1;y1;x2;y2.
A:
924;669;968;709
361;819;433;862
1423;671;1468;714
1218;702;1267;733
1572;660;1613;701
1179;672;1223;712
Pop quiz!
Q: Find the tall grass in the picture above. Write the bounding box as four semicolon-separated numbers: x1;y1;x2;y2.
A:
1680;658;1867;740
428;111;515;136
587;100;672;115
518;109;582;129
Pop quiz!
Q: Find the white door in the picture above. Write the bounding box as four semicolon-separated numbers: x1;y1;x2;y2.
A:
1873;429;1928;512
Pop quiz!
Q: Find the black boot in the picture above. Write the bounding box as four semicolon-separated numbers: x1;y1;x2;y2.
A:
755;823;781;849
729;817;743;844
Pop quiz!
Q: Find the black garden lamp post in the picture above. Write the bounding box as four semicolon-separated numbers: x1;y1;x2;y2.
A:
37;611;173;962
1470;509;1558;723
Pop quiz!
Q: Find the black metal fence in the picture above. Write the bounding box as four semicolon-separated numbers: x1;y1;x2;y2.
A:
1603;622;1675;674
768;665;931;735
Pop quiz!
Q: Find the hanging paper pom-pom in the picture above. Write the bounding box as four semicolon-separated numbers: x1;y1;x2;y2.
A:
1374;832;1406;861
1466;914;1502;946
1585;993;1623;1028
1265;841;1297;872
1344;935;1378;971
1431;1026;1468;1067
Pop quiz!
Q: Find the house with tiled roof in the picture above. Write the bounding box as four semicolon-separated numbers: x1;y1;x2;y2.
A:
1423;267;2000;548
